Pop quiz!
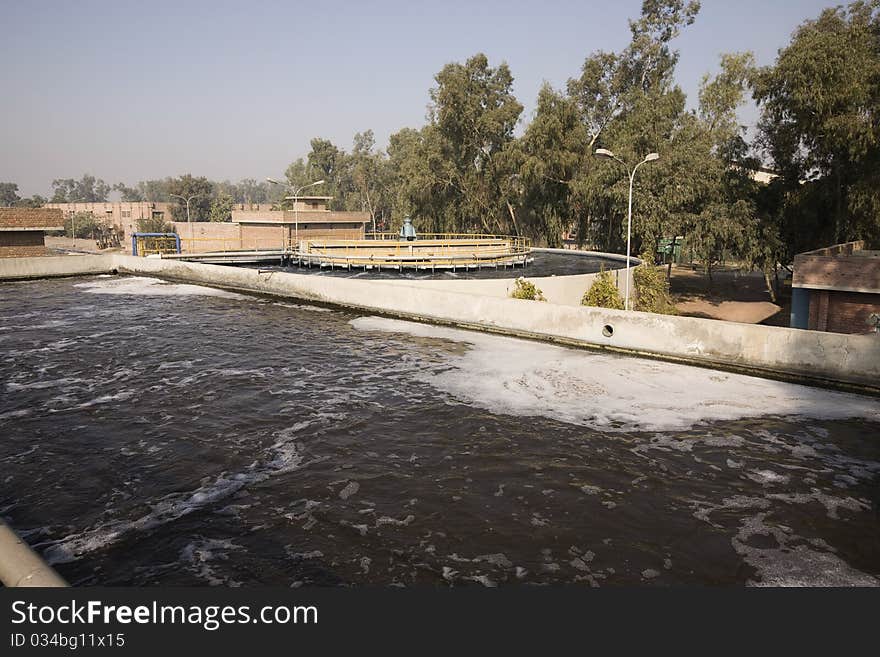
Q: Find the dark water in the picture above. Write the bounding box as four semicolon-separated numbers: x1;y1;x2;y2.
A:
1;275;879;587
248;251;625;280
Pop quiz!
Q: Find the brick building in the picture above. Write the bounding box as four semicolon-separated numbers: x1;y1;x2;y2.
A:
173;202;371;253
0;208;64;258
44;201;174;242
791;240;880;335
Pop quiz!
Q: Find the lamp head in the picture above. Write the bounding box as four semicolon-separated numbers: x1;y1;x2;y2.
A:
595;148;615;159
644;153;660;163
266;177;281;184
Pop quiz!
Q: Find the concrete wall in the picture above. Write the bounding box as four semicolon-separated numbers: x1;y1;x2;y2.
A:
378;248;635;306
0;254;114;280
2;253;878;393
108;254;880;394
174;222;242;253
378;268;631;306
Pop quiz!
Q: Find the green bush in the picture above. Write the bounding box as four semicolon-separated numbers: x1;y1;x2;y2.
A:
633;253;677;314
582;268;624;309
510;277;546;301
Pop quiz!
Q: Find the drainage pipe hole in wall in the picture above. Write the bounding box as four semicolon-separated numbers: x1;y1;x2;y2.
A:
602;325;614;338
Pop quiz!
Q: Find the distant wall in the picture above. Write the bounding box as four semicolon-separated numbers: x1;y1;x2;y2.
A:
174;222;242;253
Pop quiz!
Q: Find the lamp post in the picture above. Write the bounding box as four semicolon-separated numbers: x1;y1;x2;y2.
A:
594;148;659;311
266;178;325;252
168;193;200;223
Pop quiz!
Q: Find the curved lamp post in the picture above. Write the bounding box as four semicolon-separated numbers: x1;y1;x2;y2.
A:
266;178;325;250
168;193;201;223
594;148;659;311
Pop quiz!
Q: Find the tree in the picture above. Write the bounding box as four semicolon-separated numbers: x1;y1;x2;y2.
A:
427;53;523;234
520;84;588;245
209;193;235;222
137;179;173;202
17;194;46;208
167;174;214;222
687;52;763;283
0;182;21;207
50;174;110;202
112;182;144;202
753;0;880;248
568;0;704;255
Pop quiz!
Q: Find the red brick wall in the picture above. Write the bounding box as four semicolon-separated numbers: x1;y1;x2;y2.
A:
0;245;50;258
0;230;50;257
808;289;880;334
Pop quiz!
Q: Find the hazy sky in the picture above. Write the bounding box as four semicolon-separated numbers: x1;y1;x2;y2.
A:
1;0;832;197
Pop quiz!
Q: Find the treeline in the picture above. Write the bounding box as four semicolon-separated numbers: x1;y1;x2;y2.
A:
3;1;878;276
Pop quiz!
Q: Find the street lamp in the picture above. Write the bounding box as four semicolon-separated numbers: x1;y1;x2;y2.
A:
594;148;659;311
168;193;201;223
266;178;325;251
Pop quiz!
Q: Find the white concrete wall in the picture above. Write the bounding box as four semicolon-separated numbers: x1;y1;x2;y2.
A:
379;267;631;306
1;253;877;393
0;254;114;280
377;249;636;306
108;254;880;393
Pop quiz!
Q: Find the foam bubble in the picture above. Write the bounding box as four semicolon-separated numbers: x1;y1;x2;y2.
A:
350;317;880;432
75;276;246;299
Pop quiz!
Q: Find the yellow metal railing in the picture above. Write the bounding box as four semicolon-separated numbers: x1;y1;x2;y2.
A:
136;236;179;257
297;233;531;269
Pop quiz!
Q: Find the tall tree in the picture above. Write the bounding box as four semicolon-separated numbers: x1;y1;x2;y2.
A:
753;0;880;248
520;84;588;245
0;182;21;207
112;182;144;202
429;53;523;234
50;174;110;202
568;0;703;254
167;174;214;222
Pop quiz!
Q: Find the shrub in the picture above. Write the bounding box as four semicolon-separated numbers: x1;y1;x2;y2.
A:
582;268;624;309
633;253;677;314
511;277;546;301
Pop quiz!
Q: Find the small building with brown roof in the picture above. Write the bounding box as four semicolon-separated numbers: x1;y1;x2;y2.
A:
172;200;371;253
791;240;880;334
0;208;64;258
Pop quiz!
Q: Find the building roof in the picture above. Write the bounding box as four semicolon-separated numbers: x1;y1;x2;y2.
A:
0;208;64;231
793;240;880;295
232;210;370;225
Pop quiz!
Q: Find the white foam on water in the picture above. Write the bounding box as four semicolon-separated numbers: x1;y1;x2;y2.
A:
74;276;246;299
732;512;879;587
350;316;880;432
42;425;307;565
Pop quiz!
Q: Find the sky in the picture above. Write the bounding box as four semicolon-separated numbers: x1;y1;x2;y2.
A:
1;0;834;197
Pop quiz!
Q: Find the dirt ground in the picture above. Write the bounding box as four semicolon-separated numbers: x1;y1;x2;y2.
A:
667;264;791;326
45;236;122;254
